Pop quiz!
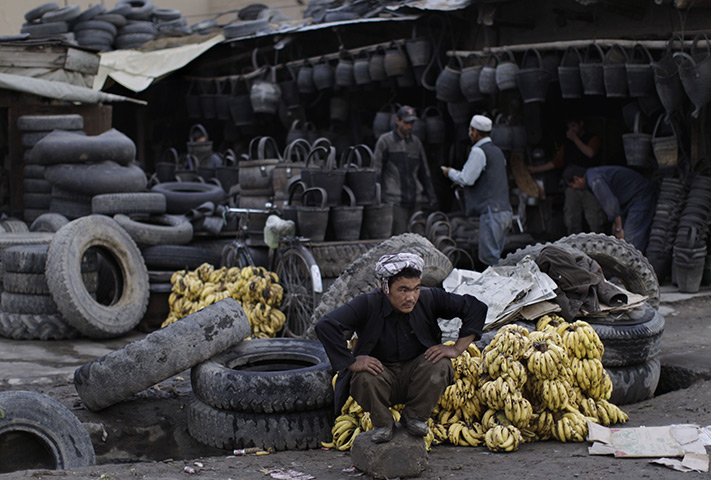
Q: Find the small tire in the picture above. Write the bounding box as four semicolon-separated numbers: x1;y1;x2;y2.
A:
92;192;167;215
44;161;147;196
118;21;156;35
72;20;118;36
94;14;128;27
18;114;83;132
1;292;58;315
73;298;250;411
191;338;334;413
186;397;333;451
1;219;29;233
0;391;95;469
606;357;661;405
113;213;193;246
25;2;59;22
30;213;69;233
41;5;81;23
140;244;222;270
20;21;68;37
0;311;79;340
45;215;148;338
31;129;135;166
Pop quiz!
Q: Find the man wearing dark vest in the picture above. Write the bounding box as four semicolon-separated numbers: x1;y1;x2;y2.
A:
373;105;438;235
442;114;513;267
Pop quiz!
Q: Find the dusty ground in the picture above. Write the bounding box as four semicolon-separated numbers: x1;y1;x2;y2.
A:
1;296;710;480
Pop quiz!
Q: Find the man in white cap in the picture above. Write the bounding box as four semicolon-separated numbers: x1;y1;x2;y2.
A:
373;105;439;234
441;114;513;267
315;252;486;443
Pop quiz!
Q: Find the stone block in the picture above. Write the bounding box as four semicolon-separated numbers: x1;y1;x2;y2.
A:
351;426;428;479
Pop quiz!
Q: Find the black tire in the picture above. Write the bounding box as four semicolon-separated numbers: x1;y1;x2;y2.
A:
23;164;46;179
496;240;582;267
20;21;68;37
1;218;29;233
18;114;83;132
0;391;95;469
73;298;250;411
607;357;661;405
0;233;53;251
21;131;54;148
114;33;154;49
25;2;59;22
152;7;182;20
1;291;58;315
588;302;664;367
556;233;660;308
150;182;225;214
118;0;154;20
74;29;115;43
73;4;106;24
305;233;453;338
30;129;135;166
113;213;193;246
23;193;52;210
23;179;52;194
147;270;174;283
118;21;156;35
94;14;127;27
0;312;79;340
140;244;222;270
191;338;334;413
45;215;148;339
51;187;92;203
72;20;118;36
3;243;96;274
311;243;372;278
4;271;97;295
29;213;69;233
44;161;147;196
49;197;92;220
187;397;333;451
41;5;81;23
92;192;166;215
22;209;48;225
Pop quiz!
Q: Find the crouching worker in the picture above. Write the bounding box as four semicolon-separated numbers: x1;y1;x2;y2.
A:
315;252;487;444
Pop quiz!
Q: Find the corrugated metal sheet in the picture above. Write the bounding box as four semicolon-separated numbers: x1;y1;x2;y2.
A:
387;0;472;11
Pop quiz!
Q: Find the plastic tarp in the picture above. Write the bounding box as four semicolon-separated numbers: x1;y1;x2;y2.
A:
0;72;142;104
92;33;225;93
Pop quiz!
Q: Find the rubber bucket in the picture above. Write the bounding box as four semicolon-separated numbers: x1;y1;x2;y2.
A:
239;136;280;192
653;35;685;114
651;115;678;168
673;245;707;293
516;48;550;103
330;185;363;241
674;34;711;118
296;187;329;242
228;77;255;127
423;106;445;144
361;183;392;239
436;55;463;102
580;43;605;95
603;44;629;98
215;150;239;193
460;54;484;103
479;54;498;95
186;124;213;163
273;139;308;206
495;50;519;91
155;147;178;183
354;50;371;86
626;43;655;98
373;103;397;138
558;46;583;99
622;112;652;167
343;144;376;206
281;180;306;232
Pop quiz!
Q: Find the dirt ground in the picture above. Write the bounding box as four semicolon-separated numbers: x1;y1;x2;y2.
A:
1;296;710;480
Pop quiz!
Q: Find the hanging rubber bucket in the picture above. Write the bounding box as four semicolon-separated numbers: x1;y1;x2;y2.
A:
228;77;255;127
281;179;306;234
423;106;445;144
330;185;363;241
603;44;629;98
405;22;430;68
186;124;213;163
175;154;201;182
622;112;653;168
579;43;605;95
674;33;711;118
384;41;408;78
239;136;280;192
369;45;388;82
297;59;315;94
435;55;463;102
558;46;583;99
626;43;655;98
215;149;239;193
278;65;300;109
353;50;371;86
250;65;281;115
412;112;427;143
479;54;498;95
313;56;335;91
273;138;308;207
460;54;484;103
155;147;178;183
490;114;513;151
307;149;346;207
300;144;330;190
373;103;397;138
653;35;685;114
343;144;376;206
496;50;519;91
516;48;550;103
361;183;392;240
651;114;678;168
335;49;355;88
296;187;329;242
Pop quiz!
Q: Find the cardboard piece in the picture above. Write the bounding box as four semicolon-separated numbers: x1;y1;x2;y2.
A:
587;421;709;473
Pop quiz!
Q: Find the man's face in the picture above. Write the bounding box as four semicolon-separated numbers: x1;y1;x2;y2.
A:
396;117;414;138
566;120;582;135
385;276;421;314
468;126;478;143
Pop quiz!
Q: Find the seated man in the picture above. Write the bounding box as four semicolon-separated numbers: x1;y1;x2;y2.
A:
315;252;487;443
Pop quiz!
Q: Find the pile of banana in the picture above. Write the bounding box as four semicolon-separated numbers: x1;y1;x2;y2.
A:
322;314;629;453
161;264;286;338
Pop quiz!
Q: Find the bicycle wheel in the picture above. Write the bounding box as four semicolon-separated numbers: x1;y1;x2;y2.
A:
275;245;322;338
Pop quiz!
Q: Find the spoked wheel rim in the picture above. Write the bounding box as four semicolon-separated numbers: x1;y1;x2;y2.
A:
277;249;319;338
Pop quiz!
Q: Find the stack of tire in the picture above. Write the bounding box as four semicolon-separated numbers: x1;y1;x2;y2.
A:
18;114;84;223
0;243;95;340
152;8;191;38
113;0;157;50
645;177;687;282
29;128;146;220
496;233;664;405
72;4;123;52
20;3;80;42
187;338;335;452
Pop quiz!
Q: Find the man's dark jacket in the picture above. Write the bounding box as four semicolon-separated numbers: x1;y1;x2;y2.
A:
315;287;487;414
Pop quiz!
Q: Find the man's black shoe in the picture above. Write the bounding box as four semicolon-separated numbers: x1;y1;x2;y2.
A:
371;423;394;443
401;413;429;437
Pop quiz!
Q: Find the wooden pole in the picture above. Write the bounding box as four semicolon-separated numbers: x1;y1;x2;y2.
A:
447;38;699;56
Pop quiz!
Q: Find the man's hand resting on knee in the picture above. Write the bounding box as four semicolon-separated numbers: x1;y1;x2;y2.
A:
348;355;384;375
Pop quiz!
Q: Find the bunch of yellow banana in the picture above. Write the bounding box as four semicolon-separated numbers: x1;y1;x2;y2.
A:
533;378;572;411
242;303;286;337
486;324;530;359
584;369;613;401
459;396;483;424
523;340;569;380
448;421;485;447
551;411;588;442
571;357;604;395
484;424;523;452
427;418;448;447
359;412;373;431
481;408;510;430
528;329;565;348
559;320;605;360
321;414;361;451
577;396;599;419
594;399;629;425
503;394;532;428
453;350;481;379
528;409;554;440
536;313;568;332
479;376;521;410
434;407;461;428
